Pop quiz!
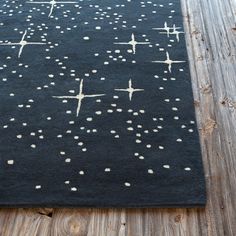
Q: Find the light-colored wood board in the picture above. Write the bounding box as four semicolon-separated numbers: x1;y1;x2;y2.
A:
0;0;235;235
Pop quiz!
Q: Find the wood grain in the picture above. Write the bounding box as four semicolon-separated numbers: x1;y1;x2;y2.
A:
0;0;235;235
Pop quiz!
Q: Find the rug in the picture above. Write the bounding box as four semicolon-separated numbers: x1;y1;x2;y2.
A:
0;0;206;207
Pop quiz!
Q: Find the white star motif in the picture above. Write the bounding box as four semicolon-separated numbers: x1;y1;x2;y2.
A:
26;0;77;17
152;21;181;37
115;79;144;101
114;33;150;54
152;51;185;73
53;79;105;117
0;30;46;58
159;24;184;42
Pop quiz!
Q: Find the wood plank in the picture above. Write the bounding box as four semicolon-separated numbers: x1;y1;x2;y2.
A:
0;0;235;235
0;209;51;236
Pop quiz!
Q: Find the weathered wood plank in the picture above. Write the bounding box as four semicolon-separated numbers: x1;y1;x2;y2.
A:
0;209;51;236
0;0;236;235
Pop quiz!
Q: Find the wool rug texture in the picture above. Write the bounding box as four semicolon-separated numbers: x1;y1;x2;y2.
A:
0;0;206;207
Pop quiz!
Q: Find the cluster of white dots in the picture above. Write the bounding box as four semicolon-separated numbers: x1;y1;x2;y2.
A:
0;0;195;192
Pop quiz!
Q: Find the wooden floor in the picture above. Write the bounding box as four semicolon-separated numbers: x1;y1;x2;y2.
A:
0;0;236;235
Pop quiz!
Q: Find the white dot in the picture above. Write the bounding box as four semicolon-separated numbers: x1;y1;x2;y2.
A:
163;165;170;169
71;187;77;191
7;160;14;165
79;170;84;175
35;185;41;189
185;167;191;171
105;168;111;172
124;182;131;187
83;36;90;40
148;169;154;174
95;111;102;115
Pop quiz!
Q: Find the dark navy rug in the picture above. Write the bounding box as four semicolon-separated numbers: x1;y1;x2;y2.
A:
0;0;206;207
